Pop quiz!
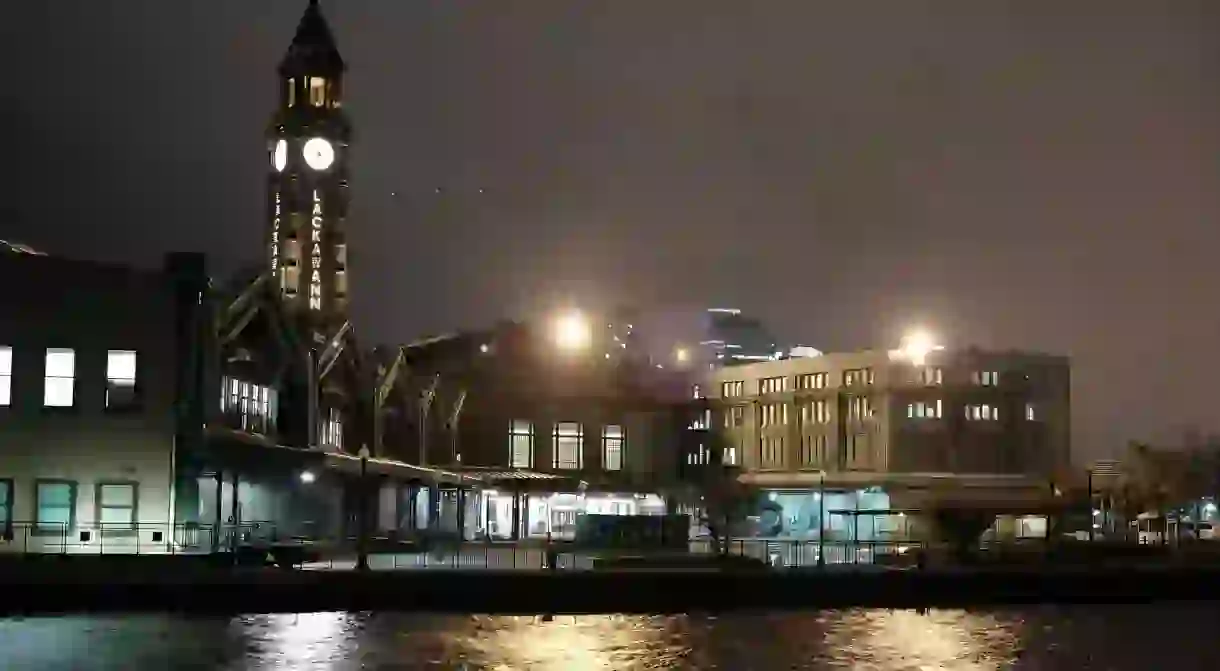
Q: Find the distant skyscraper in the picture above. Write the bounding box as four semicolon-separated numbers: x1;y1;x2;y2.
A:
701;308;783;366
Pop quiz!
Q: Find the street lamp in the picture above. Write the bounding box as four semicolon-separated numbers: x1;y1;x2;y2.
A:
675;346;690;365
356;444;371;572
299;470;316;484
553;309;591;352
898;329;943;366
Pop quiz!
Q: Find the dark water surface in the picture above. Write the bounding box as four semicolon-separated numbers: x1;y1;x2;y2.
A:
1;605;1214;670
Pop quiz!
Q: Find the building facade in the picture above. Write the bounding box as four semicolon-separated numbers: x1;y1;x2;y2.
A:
695;345;1072;546
0;250;198;553
374;321;686;540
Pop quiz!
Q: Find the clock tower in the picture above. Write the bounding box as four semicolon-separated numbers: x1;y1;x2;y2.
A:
267;0;351;332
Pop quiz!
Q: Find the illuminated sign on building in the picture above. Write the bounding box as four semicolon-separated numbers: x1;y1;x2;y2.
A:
270;192;281;272
309;189;323;310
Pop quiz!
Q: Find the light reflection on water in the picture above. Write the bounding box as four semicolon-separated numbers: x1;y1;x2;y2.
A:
1;605;1217;670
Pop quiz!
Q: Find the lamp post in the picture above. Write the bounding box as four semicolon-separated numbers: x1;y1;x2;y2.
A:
356;444;371;572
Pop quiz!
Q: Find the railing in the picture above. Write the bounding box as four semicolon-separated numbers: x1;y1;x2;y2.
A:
0;521;219;555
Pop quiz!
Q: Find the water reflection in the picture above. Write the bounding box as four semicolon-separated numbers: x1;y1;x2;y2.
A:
0;606;1218;669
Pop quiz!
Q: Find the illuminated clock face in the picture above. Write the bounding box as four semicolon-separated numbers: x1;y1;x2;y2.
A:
302;137;335;171
273;139;287;172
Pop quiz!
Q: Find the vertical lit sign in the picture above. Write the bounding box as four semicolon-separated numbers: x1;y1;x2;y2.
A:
270;192;281;272
309;189;324;310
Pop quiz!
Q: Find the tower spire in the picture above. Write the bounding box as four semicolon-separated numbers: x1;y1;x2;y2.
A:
280;0;345;77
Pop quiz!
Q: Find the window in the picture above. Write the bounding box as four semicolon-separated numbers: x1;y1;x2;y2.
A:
105;350;138;408
724;406;745;428
0;345;11;406
692;384;702;399
1025;403;1037;421
0;479;11;539
509;420;533;468
907;399;943;419
796;372;828;390
220;377;277;434
309;77;327;106
800;435;828;467
602;425;624;471
553;422;583;470
760;436;784;467
759;402;788;426
723;444;739;466
320;407;342;449
759;376;786;394
96;483;137;532
972;370;1000;386
721;381;744;398
801;400;830;425
35;480;76;534
843;368;873;387
920;367;943;386
846;434;867;467
689;408;711;430
687;443;711;466
287;77;296;107
847;395;873;420
966;404;1000;421
44;348;76;407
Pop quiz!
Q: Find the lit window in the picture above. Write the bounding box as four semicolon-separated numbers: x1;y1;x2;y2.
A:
35;480;76;533
801;400;830;424
602;425;624;471
721;381;744;397
287;77;296;107
220;377;277;434
759;376;786;394
907;399;943;419
844;368;873;387
797;372;828;390
509;420;533;468
689;409;711;430
972;370;1000;386
920;367;943;386
965;404;1000;421
1025;403;1037;421
309;77;327;106
759;402;788;426
321;407;342;449
105;350;138;408
552;422;583;470
96;483;137;530
801;434;827;466
43;348;76;407
692;384;702;399
0;345;11;406
724;406;746;428
848;395;872;419
723;445;739;466
760;436;784;467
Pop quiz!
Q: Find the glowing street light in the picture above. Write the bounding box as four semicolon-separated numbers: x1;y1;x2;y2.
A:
898;329;943;366
675;347;690;364
553;310;592;352
299;470;316;484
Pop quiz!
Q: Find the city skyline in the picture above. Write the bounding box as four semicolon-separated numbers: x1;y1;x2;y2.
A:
8;0;1220;459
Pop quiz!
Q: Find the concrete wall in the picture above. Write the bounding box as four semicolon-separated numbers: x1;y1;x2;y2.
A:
0;252;180;554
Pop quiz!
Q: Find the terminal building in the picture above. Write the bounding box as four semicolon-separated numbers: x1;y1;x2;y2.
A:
0;2;684;555
696;340;1072;546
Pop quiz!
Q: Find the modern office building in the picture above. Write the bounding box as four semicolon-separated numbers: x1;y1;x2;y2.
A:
697;343;1072;544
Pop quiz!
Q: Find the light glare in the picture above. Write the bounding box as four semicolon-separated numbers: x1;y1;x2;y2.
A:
553;310;591;351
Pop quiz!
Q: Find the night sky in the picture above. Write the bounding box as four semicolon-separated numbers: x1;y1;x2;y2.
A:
7;1;1220;460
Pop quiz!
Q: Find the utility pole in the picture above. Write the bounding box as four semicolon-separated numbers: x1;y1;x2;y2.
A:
356;444;371;571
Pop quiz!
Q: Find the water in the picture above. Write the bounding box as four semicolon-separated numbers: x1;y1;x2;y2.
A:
0;606;1214;670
